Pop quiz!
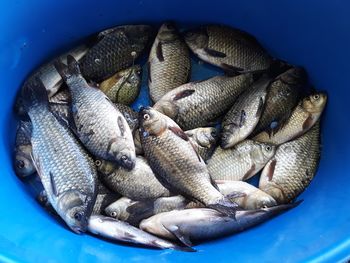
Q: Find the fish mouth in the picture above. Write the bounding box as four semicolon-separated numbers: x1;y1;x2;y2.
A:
120;158;136;171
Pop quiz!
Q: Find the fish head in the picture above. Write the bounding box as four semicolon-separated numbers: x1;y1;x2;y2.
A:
108;142;136;171
194;127;218;148
220;126;242;149
127;65;142;87
259;143;277;162
14;147;36;178
57;190;93;234
157;22;179;42
139;107;168;136
105;197;135;219
244;190;277;209
95;159;117;175
184;26;208;51
153;100;179;120
279;67;307;86
302;92;327;114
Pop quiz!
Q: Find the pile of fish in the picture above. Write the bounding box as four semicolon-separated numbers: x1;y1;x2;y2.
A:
13;23;327;252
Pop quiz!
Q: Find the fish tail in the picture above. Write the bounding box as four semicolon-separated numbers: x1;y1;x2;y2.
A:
171;245;196;252
21;77;49;112
54;55;81;82
125;201;156;226
207;197;239;218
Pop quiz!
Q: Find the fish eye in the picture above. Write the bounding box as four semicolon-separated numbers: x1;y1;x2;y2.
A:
94;160;102;167
312;94;320;100
265;145;272;152
110;211;117;217
143;114;150;120
16;160;25;169
74;212;83;221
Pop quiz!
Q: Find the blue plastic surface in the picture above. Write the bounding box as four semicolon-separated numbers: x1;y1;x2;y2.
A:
0;0;350;262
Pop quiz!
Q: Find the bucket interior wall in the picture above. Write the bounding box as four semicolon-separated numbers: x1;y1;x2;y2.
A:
0;0;349;262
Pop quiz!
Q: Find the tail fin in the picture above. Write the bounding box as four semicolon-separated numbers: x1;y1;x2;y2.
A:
54;55;81;82
125;201;156;226
21;77;49;112
207;197;240;219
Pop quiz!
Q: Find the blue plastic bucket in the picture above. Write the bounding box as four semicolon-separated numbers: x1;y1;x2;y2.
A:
1;1;349;262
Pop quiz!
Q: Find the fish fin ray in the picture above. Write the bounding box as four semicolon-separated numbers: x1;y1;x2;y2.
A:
163;224;193;247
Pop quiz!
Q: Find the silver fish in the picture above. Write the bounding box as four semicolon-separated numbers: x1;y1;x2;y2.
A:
153;74;254;130
259;123;321;204
88;215;195;252
140;202;300;246
55;56;136;170
221;77;270;148
148;22;191;102
22;79;97;233
207;140;276;181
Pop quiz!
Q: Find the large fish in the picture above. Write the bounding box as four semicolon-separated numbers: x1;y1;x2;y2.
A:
259;123;321;204
221;77;270;148
80;25;153;82
96;156;170;200
184;25;272;74
88;215;195;252
185;127;218;161
21;79;97;233
99;65;142;105
55;56;136;170
207;140;276;181
140;202;300;246
139;107;238;216
148;22;191;102
13;121;36;179
252;67;306;135
154;74;254;130
253;92;327;145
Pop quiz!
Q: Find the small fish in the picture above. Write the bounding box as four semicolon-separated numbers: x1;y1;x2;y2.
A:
184;25;272;74
14;121;36;179
96;156;170;200
21;79;97;234
148;22;191;102
221;77;270;149
259;123;321;204
185;127;218;161
80;25;153;82
154;74;254;130
139;107;238;217
207;140;276;181
99;65;142;105
252;67;306;135
55;56;136;170
88;215;195;252
105;196;189;226
14;45;89;116
253;92;327;145
215;181;277;210
140;202;301;246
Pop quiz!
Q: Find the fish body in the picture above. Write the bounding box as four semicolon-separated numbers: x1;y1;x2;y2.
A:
55;56;136;170
22;80;97;233
140;202;300;245
92;182;120;215
185;127;218;161
253;92;327;145
97;156;170;200
99;65;142;105
49;88;71;120
88;215;194;251
139;107;238;216
80;25;153;81
113;103;139;133
252;67;306;135
207;140;276;181
148;22;191;102
184;25;272;74
14;121;35;178
221;77;270;148
154;74;254;130
259;123;321;203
